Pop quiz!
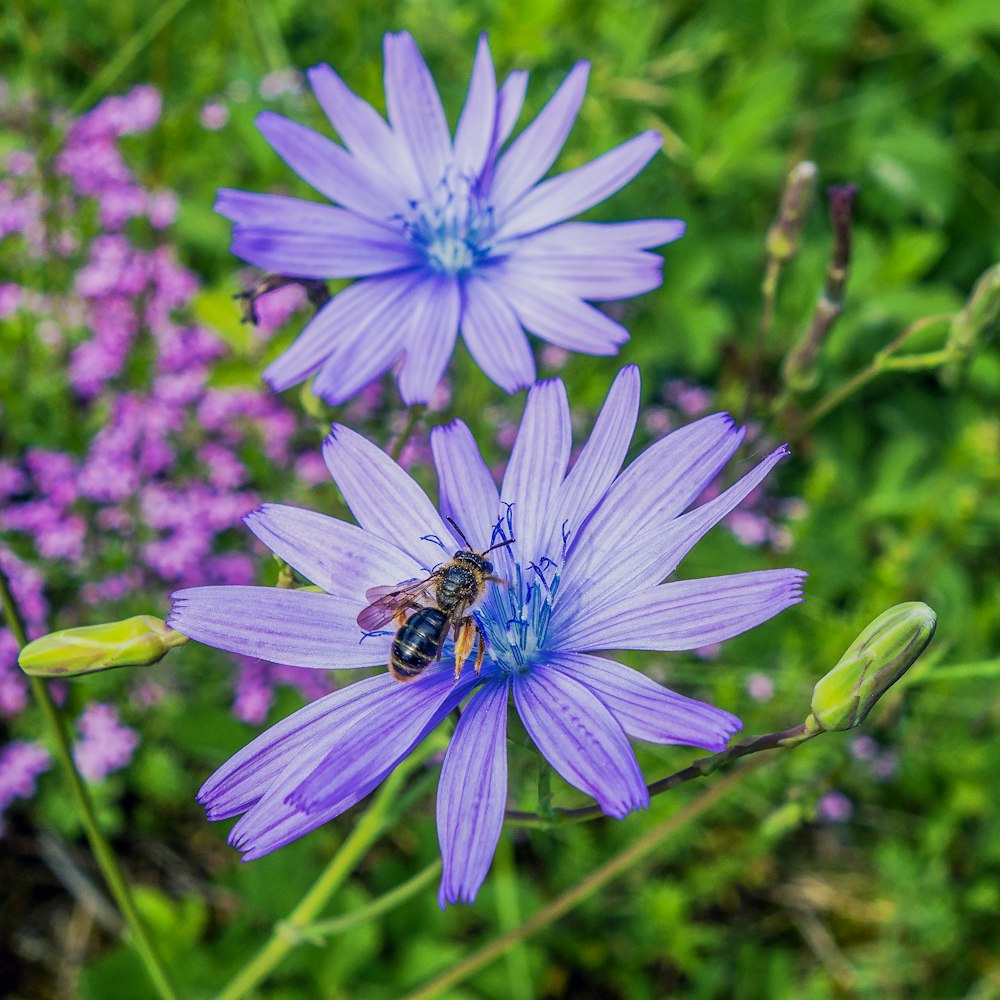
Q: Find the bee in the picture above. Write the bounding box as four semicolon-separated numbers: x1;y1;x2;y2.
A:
357;518;514;682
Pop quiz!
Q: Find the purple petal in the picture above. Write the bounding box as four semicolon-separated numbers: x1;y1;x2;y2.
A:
287;663;477;812
630;445;793;584
322;423;457;571
541;219;687;251
495;71;528;148
501;379;572;564
489;62;589;211
215;188;369;231
556;413;745;610
243;504;419;601
198;675;393;820
454;35;497;178
546;652;740;751
168;586;386;668
398;275;461;405
256;112;398;219
263;270;421;391
561;440;789;615
460;275;536;393
554;569;807;652
230;224;416;280
229;671;459;859
498;131;663;239
539;366;639;558
513;667;648;818
501;245;664;301
430;419;500;552
309;276;427;404
306;62;421;198
495;271;629;353
437;680;509;906
479;70;529;190
383;32;452;196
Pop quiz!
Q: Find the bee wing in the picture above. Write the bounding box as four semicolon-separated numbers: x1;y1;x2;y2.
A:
356;578;436;631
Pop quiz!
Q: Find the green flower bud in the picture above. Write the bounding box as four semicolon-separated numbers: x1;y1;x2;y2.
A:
18;615;188;678
810;602;936;731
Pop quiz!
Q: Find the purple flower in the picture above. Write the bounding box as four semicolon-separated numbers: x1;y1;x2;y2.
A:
72;703;139;783
0;741;51;833
168;368;805;904
218;33;683;404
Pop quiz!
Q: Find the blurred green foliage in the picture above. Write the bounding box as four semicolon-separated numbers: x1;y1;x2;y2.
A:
2;0;1000;998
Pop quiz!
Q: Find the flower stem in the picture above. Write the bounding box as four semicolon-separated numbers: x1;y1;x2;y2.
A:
505;719;819;828
0;564;181;1000
212;743;435;1000
389;403;426;463
799;313;951;426
400;760;765;1000
295;860;442;943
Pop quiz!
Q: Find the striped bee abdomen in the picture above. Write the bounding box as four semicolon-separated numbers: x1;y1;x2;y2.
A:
390;607;449;681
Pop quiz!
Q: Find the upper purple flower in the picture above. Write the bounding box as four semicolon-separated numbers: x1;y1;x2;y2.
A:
218;33;683;404
168;367;805;905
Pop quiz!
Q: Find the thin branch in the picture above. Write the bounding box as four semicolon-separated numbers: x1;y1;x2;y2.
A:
505;721;817;828
295;861;442;944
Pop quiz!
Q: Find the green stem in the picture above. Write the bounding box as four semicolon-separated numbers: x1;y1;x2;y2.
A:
0;566;181;1000
212;744;434;1000
505;719;819;828
297;861;442;943
62;0;196;117
803;313;951;426
493;834;533;1000
389;404;427;463
400;760;765;1000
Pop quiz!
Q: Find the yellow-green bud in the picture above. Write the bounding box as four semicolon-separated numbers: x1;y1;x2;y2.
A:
810;602;936;731
18;615;188;678
766;161;818;263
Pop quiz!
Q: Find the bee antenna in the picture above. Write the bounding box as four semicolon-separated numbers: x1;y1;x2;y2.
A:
484;536;516;555
446;515;473;551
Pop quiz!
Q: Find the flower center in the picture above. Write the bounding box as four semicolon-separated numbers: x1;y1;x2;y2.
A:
478;560;561;676
399;168;495;275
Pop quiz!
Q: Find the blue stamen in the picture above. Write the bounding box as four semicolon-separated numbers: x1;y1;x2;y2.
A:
399;168;496;276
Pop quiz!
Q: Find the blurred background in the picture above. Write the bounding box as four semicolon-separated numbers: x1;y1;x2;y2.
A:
1;0;999;997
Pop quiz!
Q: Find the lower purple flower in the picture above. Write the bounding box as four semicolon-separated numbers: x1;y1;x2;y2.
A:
169;367;806;905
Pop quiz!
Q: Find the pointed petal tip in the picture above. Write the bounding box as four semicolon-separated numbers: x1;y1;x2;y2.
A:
431;417;469;440
241;503;268;528
306;61;333;81
261;362;292;394
615;363;641;386
254;109;282;133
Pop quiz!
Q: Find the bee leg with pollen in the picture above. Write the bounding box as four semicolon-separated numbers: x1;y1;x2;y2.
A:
472;620;487;674
452;617;478;682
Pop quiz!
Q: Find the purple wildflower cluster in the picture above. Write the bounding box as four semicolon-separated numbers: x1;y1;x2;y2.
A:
0;88;298;600
72;702;139;783
0;82;363;824
0;548;52;831
0;741;51;836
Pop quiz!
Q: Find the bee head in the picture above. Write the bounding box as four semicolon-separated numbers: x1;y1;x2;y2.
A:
454;551;493;574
